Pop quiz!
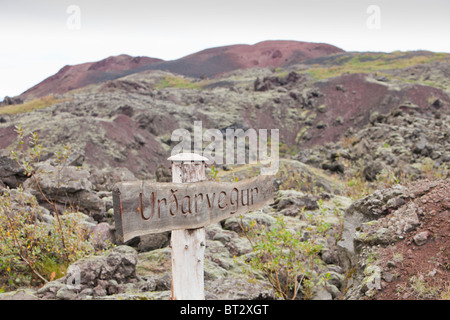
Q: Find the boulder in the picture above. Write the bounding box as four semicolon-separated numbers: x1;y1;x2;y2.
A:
90;167;136;192
413;231;429;246
0;155;27;188
412;136;433;157
272;189;319;216
119;232;170;253
36;245;140;300
312;286;333;300
90;222;116;250
222;211;276;234
322;161;345;174
363;161;383;182
206;277;276;300
337;184;408;265
1;96;23;106
0;289;38;300
136;232;170;252
23;164;105;220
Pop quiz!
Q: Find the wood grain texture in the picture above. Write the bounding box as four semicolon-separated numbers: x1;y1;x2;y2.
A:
170;158;207;300
113;174;274;242
171;227;206;300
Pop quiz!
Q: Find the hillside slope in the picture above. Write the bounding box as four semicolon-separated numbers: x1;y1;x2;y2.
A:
143;40;344;78
18;55;163;101
0;43;449;301
1;50;449;180
15;40;343;101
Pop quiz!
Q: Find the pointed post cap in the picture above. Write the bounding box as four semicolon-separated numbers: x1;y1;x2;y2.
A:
168;152;209;162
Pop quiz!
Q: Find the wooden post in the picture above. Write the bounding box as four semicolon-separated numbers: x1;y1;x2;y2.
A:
113;152;274;298
169;153;208;300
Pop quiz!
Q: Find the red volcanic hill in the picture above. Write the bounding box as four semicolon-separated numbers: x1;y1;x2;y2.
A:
146;40;344;78
186;40;343;69
20;54;163;100
19;40;344;100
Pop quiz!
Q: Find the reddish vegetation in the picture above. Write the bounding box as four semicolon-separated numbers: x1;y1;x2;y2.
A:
19;55;163;100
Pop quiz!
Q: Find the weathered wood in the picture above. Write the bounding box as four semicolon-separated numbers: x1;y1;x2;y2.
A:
113;174;274;242
171;227;206;300
112;152;274;300
170;155;207;300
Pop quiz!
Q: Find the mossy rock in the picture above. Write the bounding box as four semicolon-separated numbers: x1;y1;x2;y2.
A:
317;104;327;113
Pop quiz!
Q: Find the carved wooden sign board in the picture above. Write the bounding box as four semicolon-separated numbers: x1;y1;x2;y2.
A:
113;175;274;242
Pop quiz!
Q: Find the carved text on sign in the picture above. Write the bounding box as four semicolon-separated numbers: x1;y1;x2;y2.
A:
113;175;273;241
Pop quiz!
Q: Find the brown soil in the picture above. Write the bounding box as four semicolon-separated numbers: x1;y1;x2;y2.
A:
371;179;450;300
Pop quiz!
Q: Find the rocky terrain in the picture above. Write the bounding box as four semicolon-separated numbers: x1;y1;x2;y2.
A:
0;40;448;300
340;178;449;300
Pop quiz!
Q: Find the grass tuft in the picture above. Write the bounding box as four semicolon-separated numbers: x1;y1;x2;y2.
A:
0;95;64;115
155;75;202;90
302;52;450;81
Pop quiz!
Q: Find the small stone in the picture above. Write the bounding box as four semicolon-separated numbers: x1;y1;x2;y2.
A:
413;231;429;246
91;222;115;250
382;272;394;283
427;269;438;277
326;271;345;289
312;286;333;300
56;287;78;300
406;249;414;259
328;285;341;299
0;289;38;300
321;250;338;264
386;260;396;268
79;288;94;299
93;285;107;297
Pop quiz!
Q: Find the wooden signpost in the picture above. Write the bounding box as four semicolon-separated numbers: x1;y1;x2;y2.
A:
112;153;274;299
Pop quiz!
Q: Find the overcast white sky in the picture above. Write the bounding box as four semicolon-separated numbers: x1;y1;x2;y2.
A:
1;0;449;100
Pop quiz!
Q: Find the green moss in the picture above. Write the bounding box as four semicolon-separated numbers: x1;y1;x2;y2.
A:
305;113;317;125
300;52;450;81
35;256;69;281
155;75;202;90
298;110;310;121
295;127;309;143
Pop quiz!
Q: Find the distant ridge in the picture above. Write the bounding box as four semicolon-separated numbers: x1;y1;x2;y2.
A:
20;55;163;100
18;40;344;100
143;40;344;78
